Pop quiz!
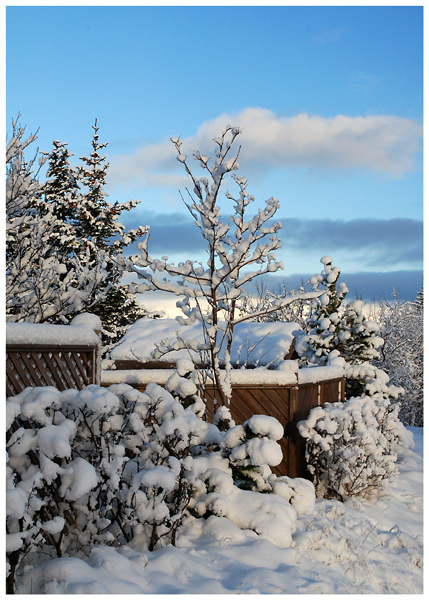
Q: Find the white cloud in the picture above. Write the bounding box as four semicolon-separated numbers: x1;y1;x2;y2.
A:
108;108;422;189
109;138;188;190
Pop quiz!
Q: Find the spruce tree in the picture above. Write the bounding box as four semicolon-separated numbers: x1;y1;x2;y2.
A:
76;120;144;258
297;256;383;368
37;140;81;252
6;122;107;324
7;119;149;341
75;120;149;345
296;257;385;398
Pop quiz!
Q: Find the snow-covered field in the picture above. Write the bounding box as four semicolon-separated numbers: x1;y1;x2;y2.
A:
16;427;423;594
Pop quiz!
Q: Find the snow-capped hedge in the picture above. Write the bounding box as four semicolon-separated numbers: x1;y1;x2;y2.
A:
6;374;315;592
298;393;413;500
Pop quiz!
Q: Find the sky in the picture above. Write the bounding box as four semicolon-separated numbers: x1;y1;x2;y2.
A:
6;3;423;308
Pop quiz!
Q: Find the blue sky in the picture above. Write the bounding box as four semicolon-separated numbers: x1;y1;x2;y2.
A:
6;4;423;303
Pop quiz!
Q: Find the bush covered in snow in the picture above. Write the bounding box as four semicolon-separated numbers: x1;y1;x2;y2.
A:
6;370;315;592
298;393;413;501
6;383;201;592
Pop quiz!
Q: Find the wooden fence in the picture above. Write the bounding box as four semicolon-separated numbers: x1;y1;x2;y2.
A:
204;378;345;478
101;370;345;479
6;344;99;398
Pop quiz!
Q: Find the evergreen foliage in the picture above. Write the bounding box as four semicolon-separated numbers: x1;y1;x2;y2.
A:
6;117;149;344
296;256;383;369
6;118;106;324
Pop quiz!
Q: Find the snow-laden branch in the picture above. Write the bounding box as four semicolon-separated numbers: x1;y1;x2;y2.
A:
127;126;317;405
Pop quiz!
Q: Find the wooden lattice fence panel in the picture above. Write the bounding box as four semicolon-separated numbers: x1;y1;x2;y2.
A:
6;345;98;398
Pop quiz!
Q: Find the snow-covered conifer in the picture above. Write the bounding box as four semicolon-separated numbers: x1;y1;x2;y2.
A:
38;140;81;247
296;256;375;365
6;119;109;323
221;415;284;492
6;118;148;341
295;256;386;398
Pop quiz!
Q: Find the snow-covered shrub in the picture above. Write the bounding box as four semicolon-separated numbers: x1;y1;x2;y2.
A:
186;445;315;549
298;394;413;501
220;414;284;492
6;374;316;592
372;289;423;426
6;382;204;591
345;362;403;402
165;358;205;416
183;407;315;548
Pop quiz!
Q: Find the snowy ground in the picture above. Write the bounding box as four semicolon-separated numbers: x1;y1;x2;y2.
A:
17;427;423;594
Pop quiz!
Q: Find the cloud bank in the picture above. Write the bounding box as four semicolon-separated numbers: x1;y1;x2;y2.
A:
257;270;423;302
279;217;423;267
126;212;422;271
109;108;422;189
122;211;422;300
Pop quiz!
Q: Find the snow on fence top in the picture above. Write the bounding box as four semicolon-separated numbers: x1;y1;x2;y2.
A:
110;318;299;368
101;363;345;388
6;321;100;347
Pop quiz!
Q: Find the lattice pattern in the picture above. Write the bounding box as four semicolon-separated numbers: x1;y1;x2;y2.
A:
6;345;97;398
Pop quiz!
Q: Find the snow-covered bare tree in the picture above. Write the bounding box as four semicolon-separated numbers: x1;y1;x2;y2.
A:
373;289;423;426
236;280;311;329
6;114;46;219
128;126;319;406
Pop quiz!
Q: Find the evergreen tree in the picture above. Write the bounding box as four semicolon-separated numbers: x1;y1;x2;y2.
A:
6;118;149;341
74;121;149;344
296;257;382;367
90;285;160;347
38;140;81;251
76;120;144;258
296;257;386;398
6;120;107;324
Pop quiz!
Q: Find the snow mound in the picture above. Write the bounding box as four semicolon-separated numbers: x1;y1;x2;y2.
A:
110;318;298;368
